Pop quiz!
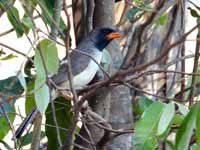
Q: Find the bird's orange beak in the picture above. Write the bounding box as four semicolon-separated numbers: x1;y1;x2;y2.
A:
106;32;122;40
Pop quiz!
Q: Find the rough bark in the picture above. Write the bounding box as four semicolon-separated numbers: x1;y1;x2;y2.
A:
93;1;133;149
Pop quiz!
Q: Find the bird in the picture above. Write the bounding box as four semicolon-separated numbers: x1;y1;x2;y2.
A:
14;27;121;139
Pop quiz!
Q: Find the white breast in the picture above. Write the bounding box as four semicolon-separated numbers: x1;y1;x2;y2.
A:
64;51;102;89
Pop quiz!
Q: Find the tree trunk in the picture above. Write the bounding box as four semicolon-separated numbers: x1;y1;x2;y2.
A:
74;0;133;149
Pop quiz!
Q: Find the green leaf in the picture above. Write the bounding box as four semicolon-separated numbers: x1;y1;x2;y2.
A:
126;8;140;20
25;80;36;115
0;76;24;113
134;136;157;150
113;57;123;69
172;114;184;125
166;140;175;149
0;0;14;13
0;107;15;139
7;6;24;37
157;102;175;136
34;39;58;113
19;0;37;15
22;17;34;29
39;39;59;74
101;49;111;70
19;131;45;146
176;102;189;116
34;48;45;78
34;39;59;77
138;96;153;112
196;105;200;147
144;137;157;150
37;0;66;33
34;77;50;113
0;54;17;60
133;102;164;149
190;144;200;150
155;13;168;26
18;72;27;91
175;102;200;150
188;7;200;18
45;97;72;149
133;96;153;115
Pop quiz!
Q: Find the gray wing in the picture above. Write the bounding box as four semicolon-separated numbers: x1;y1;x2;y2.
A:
51;49;91;86
51;37;97;86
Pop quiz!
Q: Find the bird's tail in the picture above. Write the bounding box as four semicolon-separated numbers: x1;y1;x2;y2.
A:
13;108;39;139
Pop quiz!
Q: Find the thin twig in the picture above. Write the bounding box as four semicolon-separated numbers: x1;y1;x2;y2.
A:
36;0;65;38
30;113;42;150
0;42;32;62
0;28;14;37
47;0;64;147
0;103;17;149
188;21;200;106
62;1;80;148
82;122;96;150
50;0;63;40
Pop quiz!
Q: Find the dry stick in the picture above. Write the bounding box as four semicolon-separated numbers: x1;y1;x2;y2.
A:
45;122;92;144
36;0;65;39
29;47;48;150
126;69;200;83
34;8;50;34
50;0;63;40
188;23;200;106
35;0;71;148
31;4;67;146
86;109;130;134
62;1;80;149
123;82;178;102
43;0;64;147
125;0;156;12
0;28;14;37
82;122;96;150
63;0;71;50
0;42;32;62
46;120;95;147
73;143;91;150
62;54;79;150
165;54;195;68
30;113;42;150
180;0;186;101
180;43;186;100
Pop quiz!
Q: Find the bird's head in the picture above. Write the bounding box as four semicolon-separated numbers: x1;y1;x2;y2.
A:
89;27;122;51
